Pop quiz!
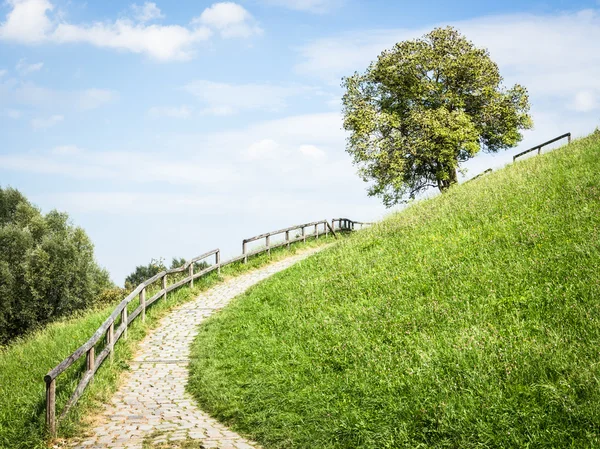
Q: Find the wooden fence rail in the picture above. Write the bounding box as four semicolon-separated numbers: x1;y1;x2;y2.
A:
242;219;336;263
43;217;364;436
513;132;571;162
332;218;374;231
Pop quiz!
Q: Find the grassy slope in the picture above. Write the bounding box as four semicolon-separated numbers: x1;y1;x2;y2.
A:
0;235;335;449
189;132;600;449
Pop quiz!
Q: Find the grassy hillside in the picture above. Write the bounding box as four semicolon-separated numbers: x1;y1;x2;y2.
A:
189;131;600;448
0;236;334;449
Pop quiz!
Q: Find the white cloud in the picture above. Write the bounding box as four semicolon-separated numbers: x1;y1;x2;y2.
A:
131;2;164;23
31;114;63;129
52;21;212;62
0;69;7;77
0;1;261;61
571;90;598;112
76;88;118;110
183;80;309;115
16;58;43;74
3;81;117;111
0;145;239;186
262;0;343;13
148;105;193;118
45;192;233;215
299;144;326;160
0;0;53;43
196;2;262;38
245;139;279;159
5;108;22;118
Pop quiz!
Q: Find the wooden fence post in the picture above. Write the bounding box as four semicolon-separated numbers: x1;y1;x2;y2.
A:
314;224;318;239
568;134;572;144
162;274;167;301
266;234;271;255
121;307;128;340
86;347;95;372
141;287;146;323
243;241;247;263
46;378;56;437
216;250;220;275
108;322;115;363
286;230;290;248
189;263;194;288
302;226;306;242
325;222;328;238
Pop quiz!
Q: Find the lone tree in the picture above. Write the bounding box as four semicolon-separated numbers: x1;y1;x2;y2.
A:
342;27;533;206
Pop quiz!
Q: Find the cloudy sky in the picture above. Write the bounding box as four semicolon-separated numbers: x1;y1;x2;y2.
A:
1;0;599;283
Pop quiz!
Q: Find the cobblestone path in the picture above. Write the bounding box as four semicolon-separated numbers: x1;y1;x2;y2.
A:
70;247;325;449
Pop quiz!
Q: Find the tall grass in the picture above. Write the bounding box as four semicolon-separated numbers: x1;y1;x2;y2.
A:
188;131;600;448
0;235;336;449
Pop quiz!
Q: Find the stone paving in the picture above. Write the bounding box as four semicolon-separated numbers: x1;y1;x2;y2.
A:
69;247;324;449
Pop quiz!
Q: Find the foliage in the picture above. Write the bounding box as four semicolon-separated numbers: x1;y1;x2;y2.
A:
95;287;128;307
342;26;533;206
189;132;600;448
0;187;111;344
0;233;335;449
124;257;210;290
124;258;167;290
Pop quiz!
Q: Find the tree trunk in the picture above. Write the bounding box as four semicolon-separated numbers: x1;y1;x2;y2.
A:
437;167;458;192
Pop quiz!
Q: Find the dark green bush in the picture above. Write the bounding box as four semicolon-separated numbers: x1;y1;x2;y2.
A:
0;187;111;344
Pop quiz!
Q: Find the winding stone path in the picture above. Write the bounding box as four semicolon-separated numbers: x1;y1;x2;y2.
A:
70;247;324;449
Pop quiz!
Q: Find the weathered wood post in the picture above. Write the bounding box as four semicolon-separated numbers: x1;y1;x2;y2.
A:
216;250;220;275
286;230;290;248
87;347;95;372
568;133;572;144
121;307;128;340
162;274;167;301
189;263;194;288
46;378;56;437
140;287;146;323
243;241;248;263
538;146;542;155
266;234;271;256
108;322;115;363
302;226;306;242
314;223;318;239
325;222;328;238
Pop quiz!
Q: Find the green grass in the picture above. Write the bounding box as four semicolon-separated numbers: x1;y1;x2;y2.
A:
0;234;336;449
188;131;600;449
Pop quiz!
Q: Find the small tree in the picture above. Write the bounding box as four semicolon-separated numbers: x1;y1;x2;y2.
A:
342;26;533;206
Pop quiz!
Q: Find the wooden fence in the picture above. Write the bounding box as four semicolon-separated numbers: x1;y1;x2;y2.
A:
513;132;571;162
465;132;572;183
332;218;374;231
43;218;365;435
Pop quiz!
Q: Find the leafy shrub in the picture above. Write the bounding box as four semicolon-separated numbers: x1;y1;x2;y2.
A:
0;187;112;344
124;257;210;290
96;286;128;307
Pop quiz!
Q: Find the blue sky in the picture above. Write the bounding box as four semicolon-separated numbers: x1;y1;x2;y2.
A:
1;0;599;283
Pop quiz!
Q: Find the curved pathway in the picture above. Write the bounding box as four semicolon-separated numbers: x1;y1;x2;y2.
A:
70;247;325;449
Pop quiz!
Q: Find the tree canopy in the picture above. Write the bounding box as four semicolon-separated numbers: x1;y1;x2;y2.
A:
0;187;111;344
342;26;533;206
